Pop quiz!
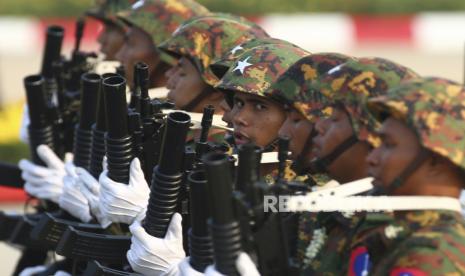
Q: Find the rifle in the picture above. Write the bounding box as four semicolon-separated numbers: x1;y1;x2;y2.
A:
203;152;242;275
186;170;214;272
73;73;101;169
144;111;191;237
204;139;301;276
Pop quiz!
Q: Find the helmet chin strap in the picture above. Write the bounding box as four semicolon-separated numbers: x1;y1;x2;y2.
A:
181;86;216;112
263;137;280;152
290;128;317;175
371;149;430;196
308;134;359;174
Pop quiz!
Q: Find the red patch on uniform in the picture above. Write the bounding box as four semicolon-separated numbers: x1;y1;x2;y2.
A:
390;267;429;276
349;246;371;276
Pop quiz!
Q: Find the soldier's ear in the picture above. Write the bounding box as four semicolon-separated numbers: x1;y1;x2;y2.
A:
426;153;451;177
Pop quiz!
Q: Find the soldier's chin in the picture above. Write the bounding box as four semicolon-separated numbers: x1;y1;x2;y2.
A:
371;178;385;189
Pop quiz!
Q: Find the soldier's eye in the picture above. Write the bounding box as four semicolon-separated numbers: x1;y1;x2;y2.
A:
255;103;267;111
234;98;244;108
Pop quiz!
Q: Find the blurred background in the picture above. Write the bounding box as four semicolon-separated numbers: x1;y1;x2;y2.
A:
1;0;465;273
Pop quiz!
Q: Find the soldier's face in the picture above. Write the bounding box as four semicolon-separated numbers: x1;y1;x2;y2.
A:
166;57;209;112
97;23;125;60
313;107;369;182
366;117;424;195
232;92;286;148
114;26;160;88
219;98;233;127
278;109;315;161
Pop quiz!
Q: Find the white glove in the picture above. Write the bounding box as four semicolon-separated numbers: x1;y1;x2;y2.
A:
205;252;260;276
77;167;112;228
58;162;92;222
178;257;204;275
204;266;225;276
99;158;150;225
236;252;260;276
19;265;47;276
19;103;29;143
53;271;71;276
18;145;70;204
127;213;185;276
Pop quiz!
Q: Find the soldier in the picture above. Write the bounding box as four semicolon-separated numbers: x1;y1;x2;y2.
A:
272;57;419;275
269;53;353;183
114;0;210;87
210;37;306;132
158;13;268;112
209;37;297;145
89;15;268;237
213;39;310;152
85;0;135;60
122;37;309;275
346;77;465;275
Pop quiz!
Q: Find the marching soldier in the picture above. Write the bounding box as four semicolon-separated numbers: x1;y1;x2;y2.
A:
114;0;210;87
346;77;465;275
269;57;419;275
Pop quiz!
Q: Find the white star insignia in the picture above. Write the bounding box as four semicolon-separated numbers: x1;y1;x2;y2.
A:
131;0;145;10
230;45;244;55
232;56;253;75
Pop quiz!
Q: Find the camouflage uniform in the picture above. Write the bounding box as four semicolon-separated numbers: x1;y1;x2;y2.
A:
210;37;305;81
158;13;269;86
117;0;209;45
275;57;419;275
264;53;351;268
86;0;134;30
313;57;420;146
345;77;465;276
214;41;310;180
158;14;268;147
184;128;229;150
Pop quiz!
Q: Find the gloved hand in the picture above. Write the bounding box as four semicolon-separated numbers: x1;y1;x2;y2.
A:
178;257;204;275
99;158;150;225
19;103;29;144
58;162;92;222
18;145;69;204
204;252;260;276
53;271;72;276
127;213;185;276
19;265;47;276
77;167;112;228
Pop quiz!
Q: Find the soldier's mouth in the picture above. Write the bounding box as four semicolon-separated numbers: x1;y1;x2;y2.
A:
367;172;380;186
234;131;250;145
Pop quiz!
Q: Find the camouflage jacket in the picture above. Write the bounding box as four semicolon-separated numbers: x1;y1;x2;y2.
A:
295;173;369;276
347;210;465;276
185;128;229;152
299;211;365;276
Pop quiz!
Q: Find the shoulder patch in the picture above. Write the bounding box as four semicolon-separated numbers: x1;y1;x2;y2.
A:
349;246;371;276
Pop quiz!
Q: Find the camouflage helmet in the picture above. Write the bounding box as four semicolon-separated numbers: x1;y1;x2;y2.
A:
117;0;210;46
315;57;420;144
267;53;354;122
368;77;465;170
86;0;134;30
158;13;270;86
209;37;297;80
214;42;310;99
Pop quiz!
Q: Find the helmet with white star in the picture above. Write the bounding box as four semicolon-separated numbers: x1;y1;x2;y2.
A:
214;42;310;99
209;37;302;80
